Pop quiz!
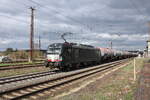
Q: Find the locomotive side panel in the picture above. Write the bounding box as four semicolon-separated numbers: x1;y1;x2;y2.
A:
61;45;72;66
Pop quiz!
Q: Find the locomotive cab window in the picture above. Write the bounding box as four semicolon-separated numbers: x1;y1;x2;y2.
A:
47;47;61;54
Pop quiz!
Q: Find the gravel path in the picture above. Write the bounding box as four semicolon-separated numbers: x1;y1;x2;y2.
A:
135;63;150;100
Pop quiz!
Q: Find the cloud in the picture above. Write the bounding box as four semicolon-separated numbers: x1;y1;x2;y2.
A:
0;0;149;51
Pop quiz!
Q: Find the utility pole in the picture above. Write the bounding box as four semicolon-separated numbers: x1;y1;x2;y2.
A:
39;35;41;50
110;41;112;49
133;58;136;81
29;7;35;62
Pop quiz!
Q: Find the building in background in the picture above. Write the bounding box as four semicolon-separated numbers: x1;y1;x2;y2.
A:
146;40;150;57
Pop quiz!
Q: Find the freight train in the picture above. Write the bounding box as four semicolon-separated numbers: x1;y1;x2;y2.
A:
45;42;137;70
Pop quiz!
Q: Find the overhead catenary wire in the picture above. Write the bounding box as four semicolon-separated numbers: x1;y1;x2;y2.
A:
0;13;28;24
27;0;94;32
128;0;149;39
25;0;78;41
27;0;142;46
2;0;145;50
128;0;148;24
128;0;144;15
0;0;32;24
0;0;36;51
27;0;102;46
13;0;31;8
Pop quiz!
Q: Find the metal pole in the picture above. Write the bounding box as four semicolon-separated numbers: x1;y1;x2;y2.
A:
39;35;41;50
110;41;112;49
134;58;136;81
29;7;35;62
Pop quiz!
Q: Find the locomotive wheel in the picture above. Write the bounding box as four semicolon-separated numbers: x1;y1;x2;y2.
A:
60;65;70;72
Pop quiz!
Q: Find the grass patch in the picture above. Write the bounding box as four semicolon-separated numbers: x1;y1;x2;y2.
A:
0;61;43;67
0;67;49;78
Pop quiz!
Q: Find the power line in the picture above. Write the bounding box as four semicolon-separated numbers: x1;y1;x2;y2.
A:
0;13;28;24
128;0;149;27
128;0;144;15
27;0;93;32
28;0;45;7
0;0;34;25
27;0;92;43
127;0;149;34
13;0;30;8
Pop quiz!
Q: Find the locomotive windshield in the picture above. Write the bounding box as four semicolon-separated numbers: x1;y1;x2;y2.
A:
47;47;61;54
47;43;62;54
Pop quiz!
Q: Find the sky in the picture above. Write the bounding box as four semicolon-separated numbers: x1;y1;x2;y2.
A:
0;0;149;51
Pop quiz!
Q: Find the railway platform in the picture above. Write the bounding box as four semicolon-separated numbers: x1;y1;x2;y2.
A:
135;62;150;100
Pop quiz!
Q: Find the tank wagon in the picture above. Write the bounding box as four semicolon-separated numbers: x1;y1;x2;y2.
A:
98;48;114;62
45;42;137;70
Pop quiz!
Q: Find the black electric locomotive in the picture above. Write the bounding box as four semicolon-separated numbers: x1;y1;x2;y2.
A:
45;42;101;70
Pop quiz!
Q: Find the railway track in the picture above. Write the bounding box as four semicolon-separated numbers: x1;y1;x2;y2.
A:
0;58;132;100
0;70;58;85
0;63;44;70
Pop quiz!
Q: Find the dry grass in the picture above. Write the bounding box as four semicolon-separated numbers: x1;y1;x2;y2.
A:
0;61;42;67
55;58;147;100
0;67;49;78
